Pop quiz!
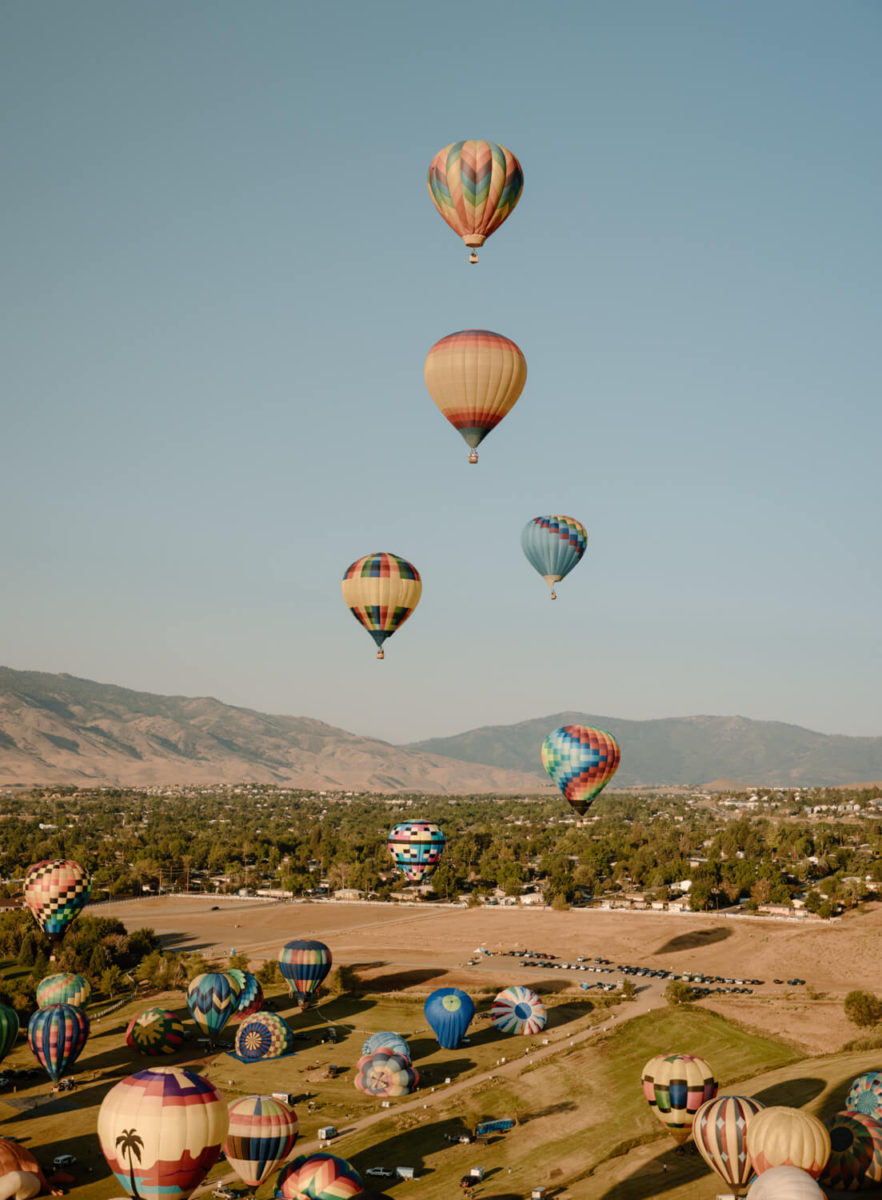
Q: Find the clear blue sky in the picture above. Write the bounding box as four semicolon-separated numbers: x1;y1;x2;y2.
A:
2;1;880;742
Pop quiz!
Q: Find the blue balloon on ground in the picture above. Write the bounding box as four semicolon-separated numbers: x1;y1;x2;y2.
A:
424;988;474;1050
361;1031;410;1060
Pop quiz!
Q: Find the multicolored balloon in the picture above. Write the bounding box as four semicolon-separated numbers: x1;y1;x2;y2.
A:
542;725;621;816
278;940;332;1006
224;1094;299;1189
846;1071;882;1121
277;1153;364;1200
490;986;547;1037
0;1005;19;1066
23;859;91;939
341;552;422;660
693;1095;765;1191
820;1110;882;1191
27;1003;90;1083
97;1066;228;1200
424;329;526;463
424;988;475;1050
427;140;523;263
521;515;588;600
641;1053;717;1145
354;1049;419;1098
387;821;446;884
227;969;263;1021
233;1011;294;1062
361;1031;410;1060
36;972;91;1009
746;1106;831;1179
187;971;241;1044
746;1164;827;1199
125;1008;186;1057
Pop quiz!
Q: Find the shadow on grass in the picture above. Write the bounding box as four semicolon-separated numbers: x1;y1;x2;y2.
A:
357;968;448;992
754;1075;826;1107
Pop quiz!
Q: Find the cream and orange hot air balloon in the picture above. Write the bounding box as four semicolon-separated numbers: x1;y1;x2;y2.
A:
427;140;523;263
341;552;421;660
424;329;526;463
746;1106;831;1179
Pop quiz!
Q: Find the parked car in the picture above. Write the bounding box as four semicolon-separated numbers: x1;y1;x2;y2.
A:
366;1168;394;1178
52;1155;77;1169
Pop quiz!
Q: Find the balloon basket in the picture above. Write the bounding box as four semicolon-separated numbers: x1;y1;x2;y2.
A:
468;451;478;464
469;251;479;264
376;649;385;660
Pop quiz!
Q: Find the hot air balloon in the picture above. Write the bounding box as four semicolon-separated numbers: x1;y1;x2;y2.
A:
427;140;523;264
224;1094;299;1190
641;1053;717;1145
361;1031;410;1060
186;971;241;1045
23;859;91;941
521;516;588;600
27;1003;89;1083
341;552;422;660
387;821;446;884
354;1049;419;1098
0;1139;47;1200
424;329;526;463
424;988;475;1050
227;969;263;1020
278;941;332;1007
820;1110;882;1191
693;1095;765;1192
746;1106;830;1179
746;1165;827;1199
97;1066;228;1200
0;1006;19;1066
36;972;91;1009
233;1011;294;1062
542;725;621;816
277;1153;364;1200
125;1008;186;1057
846;1071;882;1121
490;986;547;1037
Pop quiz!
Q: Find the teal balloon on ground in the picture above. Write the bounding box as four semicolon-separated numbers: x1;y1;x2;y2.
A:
187;972;241;1044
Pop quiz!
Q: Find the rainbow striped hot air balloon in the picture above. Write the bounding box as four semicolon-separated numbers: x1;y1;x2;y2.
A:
424;988;475;1050
23;859;91;940
36;972;91;1009
642;1053;717;1145
278;941;332;1007
354;1049;419;1098
424;329;526;463
125;1008;186;1057
187;971;241;1045
28;1003;90;1083
542;725;621;817
521;515;588;599
491;986;547;1037
387;821;446;884
427;140;523;263
227;969;263;1020
693;1095;765;1192
233;1011;294;1062
97;1066;227;1200
277;1153;364;1200
341;552;421;660
224;1094;299;1189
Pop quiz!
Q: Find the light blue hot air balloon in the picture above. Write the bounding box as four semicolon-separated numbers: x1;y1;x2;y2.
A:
521;515;587;599
424;988;474;1050
362;1031;410;1059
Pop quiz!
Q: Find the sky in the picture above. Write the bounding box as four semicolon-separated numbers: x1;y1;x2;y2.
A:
2;1;881;743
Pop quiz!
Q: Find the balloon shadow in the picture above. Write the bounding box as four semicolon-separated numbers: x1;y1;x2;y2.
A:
753;1076;827;1108
358;968;448;992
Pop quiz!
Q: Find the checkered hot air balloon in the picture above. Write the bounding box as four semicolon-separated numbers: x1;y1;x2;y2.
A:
424;330;526;464
341;552;422;660
820;1110;882;1191
521;515;588;600
0;1005;19;1066
36;972;91;1009
186;971;241;1045
387;821;446;884
693;1094;765;1191
490;986;547;1037
541;725;621;816
227;969;263;1020
641;1053;717;1145
427;140;523;264
224;1094;299;1189
354;1049;419;1098
125;1008;186;1057
97;1066;227;1200
233;1011;294;1062
278;940;332;1006
23;859;91;939
28;1003;90;1083
361;1031;410;1059
846;1071;882;1121
424;988;475;1050
276;1152;364;1200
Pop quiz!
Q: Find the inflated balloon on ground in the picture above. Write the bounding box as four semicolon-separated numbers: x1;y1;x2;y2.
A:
490;986;547;1036
354;1049;418;1097
819;1110;882;1191
276;1152;364;1199
278;940;332;1005
361;1031;410;1059
27;1003;89;1082
36;972;91;1009
424;988;475;1049
641;1053;717;1144
126;1008;185;1056
186;971;241;1043
224;1094;299;1189
227;968;263;1020
0;1006;19;1066
846;1071;882;1121
234;1011;294;1061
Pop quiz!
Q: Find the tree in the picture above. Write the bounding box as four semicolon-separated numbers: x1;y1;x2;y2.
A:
665;980;693;1006
844;990;882;1029
550;893;570;912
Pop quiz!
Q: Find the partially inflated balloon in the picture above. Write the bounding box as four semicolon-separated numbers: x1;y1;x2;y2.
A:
846;1071;882;1120
98;1066;227;1200
126;1008;186;1057
693;1095;765;1190
0;1006;19;1066
387;821;446;884
23;860;91;939
278;941;332;1006
187;972;241;1044
424;988;475;1050
747;1107;830;1179
521;516;588;599
491;987;547;1037
820;1110;882;1191
425;330;526;463
0;1139;45;1191
227;969;263;1020
354;1049;418;1098
36;972;91;1009
361;1031;410;1059
28;1003;89;1083
542;725;621;816
427;141;523;263
341;553;421;660
746;1165;826;1199
277;1153;364;1200
641;1053;717;1145
234;1011;294;1062
224;1094;299;1189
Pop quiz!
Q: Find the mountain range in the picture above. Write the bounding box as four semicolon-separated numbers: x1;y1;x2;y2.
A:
1;667;880;791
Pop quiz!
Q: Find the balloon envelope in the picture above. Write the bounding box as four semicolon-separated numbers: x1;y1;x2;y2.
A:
354;1050;418;1098
424;329;526;457
746;1164;826;1199
361;1031;410;1059
224;1094;299;1188
278;941;332;1004
820;1110;882;1190
233;1011;294;1062
97;1066;228;1200
542;725;621;816
641;1053;717;1145
693;1095;765;1189
27;1003;89;1083
0;1006;19;1065
186;971;241;1042
387;821;446;884
846;1071;882;1120
23;859;91;938
427;140;523;252
277;1153;364;1200
424;988;475;1050
521;516;588;598
227;969;263;1020
747;1106;831;1178
341;553;421;657
126;1008;186;1057
491;986;547;1036
36;972;91;1009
